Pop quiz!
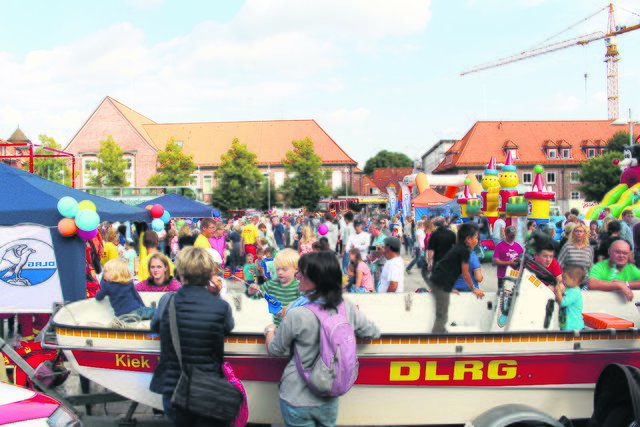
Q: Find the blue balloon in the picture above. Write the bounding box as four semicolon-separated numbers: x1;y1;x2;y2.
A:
75;210;100;231
160;210;171;224
57;196;79;218
151;218;164;232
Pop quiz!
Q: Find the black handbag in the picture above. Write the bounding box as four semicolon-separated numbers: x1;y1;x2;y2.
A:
169;296;243;422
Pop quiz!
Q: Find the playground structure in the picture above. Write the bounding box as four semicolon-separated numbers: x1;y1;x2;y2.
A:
585;145;640;220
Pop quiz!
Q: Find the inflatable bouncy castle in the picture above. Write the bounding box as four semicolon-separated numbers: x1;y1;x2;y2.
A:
585;144;640;220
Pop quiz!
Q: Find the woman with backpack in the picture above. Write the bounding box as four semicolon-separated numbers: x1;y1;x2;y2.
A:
264;251;380;427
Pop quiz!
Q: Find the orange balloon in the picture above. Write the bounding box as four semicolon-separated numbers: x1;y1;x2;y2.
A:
58;217;78;237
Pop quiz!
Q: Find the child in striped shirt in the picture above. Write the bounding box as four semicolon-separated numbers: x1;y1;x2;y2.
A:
247;248;300;327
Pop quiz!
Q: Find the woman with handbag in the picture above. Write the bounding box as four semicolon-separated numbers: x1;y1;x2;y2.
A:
150;246;236;427
264;251;380;427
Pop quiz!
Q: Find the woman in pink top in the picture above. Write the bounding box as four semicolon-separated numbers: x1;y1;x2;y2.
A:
349;248;374;292
135;253;182;292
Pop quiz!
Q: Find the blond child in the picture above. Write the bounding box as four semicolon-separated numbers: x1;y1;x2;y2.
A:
555;264;585;330
96;259;155;320
247;248;300;327
243;253;257;284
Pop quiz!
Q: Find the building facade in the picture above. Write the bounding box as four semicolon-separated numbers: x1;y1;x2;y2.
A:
432;120;628;213
420;139;456;174
64;97;360;204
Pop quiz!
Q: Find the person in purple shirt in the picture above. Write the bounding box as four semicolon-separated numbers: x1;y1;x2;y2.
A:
493;225;523;290
208;222;227;269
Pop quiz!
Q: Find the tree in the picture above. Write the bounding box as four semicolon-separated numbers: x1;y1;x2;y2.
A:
86;135;129;187
32;135;72;186
577;151;623;202
147;138;197;186
607;131;633;154
331;183;356;199
282;137;331;211
363;150;413;175
211;138;264;212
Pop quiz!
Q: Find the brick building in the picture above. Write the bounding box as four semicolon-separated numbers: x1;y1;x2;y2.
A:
432;120;629;212
1;128;29;169
64;96;360;203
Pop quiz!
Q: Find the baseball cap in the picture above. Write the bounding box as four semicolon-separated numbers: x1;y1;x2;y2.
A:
505;226;517;236
384;236;402;252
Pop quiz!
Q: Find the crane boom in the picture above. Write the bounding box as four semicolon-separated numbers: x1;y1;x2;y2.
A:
460;23;640;76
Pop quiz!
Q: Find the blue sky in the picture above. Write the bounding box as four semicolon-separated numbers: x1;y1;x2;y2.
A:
1;0;639;167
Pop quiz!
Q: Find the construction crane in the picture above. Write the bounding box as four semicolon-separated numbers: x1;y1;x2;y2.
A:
461;3;640;120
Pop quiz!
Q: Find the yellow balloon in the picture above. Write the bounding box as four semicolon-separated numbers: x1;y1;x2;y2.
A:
78;200;97;211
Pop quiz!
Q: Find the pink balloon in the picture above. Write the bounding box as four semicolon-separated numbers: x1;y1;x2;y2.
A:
318;223;328;235
78;228;98;240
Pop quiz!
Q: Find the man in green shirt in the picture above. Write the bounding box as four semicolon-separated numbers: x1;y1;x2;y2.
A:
588;240;640;301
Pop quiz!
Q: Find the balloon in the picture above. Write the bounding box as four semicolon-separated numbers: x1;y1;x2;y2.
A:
57;196;79;218
58;218;78;236
78;200;97;211
213;210;220;218
151;218;164;232
75;210;100;231
176;219;186;228
77;228;98;240
160;210;171;224
318;223;328;235
150;204;164;219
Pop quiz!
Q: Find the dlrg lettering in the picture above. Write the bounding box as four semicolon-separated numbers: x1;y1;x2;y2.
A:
389;359;517;382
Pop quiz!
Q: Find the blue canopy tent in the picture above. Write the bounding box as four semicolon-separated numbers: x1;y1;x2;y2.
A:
136;193;219;218
0;163;150;308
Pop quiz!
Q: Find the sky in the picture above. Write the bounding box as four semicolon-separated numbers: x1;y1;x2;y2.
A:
1;0;640;168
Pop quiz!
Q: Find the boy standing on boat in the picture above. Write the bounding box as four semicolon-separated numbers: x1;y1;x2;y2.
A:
493;226;523;291
426;223;485;333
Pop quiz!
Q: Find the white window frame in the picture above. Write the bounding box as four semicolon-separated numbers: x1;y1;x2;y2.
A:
570;171;580;184
274;171;285;188
571;191;581;200
547;172;556;184
507;148;518;159
331;170;342;190
203;175;213;194
587;148;596;158
562;148;571;159
189;173;198;187
82;157;98;186
123;155;135;186
547;149;557;159
522;172;532;184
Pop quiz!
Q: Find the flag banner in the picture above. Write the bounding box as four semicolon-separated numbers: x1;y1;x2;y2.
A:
399;181;411;217
387;186;398;217
0;225;63;313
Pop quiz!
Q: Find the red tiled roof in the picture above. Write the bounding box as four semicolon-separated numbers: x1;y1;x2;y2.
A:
433;120;625;173
371;168;414;192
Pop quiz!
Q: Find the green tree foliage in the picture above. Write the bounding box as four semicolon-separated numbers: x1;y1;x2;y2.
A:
363;150;413;175
607;131;633;154
147;138;197;186
577;151;623;202
86;135;129;187
282;137;331;210
211;138;264;212
331;183;356;199
32;135;72;186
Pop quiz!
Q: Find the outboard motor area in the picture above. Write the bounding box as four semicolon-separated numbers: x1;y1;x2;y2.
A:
492;260;558;332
